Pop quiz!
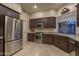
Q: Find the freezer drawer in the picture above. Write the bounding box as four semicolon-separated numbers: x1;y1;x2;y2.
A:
5;42;13;56
12;40;22;54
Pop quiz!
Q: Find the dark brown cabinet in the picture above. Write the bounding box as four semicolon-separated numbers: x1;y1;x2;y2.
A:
46;17;56;28
77;8;79;26
0;4;20;19
29;19;37;28
76;4;79;26
75;41;79;56
42;34;76;53
68;39;75;55
51;34;58;46
29;17;56;28
42;34;58;46
58;36;68;52
27;33;35;42
42;34;52;44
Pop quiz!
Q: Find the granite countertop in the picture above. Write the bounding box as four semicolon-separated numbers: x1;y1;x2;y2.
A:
28;32;79;42
43;32;79;42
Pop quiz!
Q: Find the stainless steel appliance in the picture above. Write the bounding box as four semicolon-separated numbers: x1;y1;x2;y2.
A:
0;15;23;56
35;32;42;44
36;23;43;29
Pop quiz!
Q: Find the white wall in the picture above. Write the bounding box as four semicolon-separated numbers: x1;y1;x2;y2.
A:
29;9;57;19
2;3;22;13
57;3;77;16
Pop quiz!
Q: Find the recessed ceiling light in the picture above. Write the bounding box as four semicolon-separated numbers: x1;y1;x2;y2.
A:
34;5;37;8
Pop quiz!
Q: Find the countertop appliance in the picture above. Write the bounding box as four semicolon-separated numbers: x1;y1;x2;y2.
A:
35;32;42;44
0;15;23;56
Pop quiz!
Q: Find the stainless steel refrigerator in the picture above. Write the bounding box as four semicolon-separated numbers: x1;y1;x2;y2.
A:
0;15;23;56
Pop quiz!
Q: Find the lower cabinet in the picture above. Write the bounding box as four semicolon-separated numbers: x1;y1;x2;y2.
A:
28;33;35;42
58;36;68;52
42;34;76;55
68;39;75;56
75;42;79;56
42;34;52;44
52;34;58;46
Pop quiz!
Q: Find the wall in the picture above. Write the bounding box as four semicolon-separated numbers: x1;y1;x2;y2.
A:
29;9;57;19
20;11;29;45
57;3;77;16
2;3;22;13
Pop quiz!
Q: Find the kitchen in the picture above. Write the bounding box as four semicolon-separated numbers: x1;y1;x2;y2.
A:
0;3;79;56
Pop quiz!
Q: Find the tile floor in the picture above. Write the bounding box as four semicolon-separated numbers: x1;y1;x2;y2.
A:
14;41;69;56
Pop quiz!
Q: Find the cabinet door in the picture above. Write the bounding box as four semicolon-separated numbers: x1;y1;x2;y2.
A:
68;39;75;56
75;42;79;56
51;34;58;46
77;6;79;26
46;17;56;28
42;18;47;28
29;19;36;28
28;33;35;42
58;36;68;52
51;17;56;28
42;34;52;44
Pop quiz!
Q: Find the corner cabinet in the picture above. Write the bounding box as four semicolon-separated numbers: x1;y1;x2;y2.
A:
29;17;56;28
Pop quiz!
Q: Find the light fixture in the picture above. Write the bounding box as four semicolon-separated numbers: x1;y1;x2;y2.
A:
34;4;37;8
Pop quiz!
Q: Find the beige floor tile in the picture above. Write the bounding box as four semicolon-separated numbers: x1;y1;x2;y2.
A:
13;41;69;56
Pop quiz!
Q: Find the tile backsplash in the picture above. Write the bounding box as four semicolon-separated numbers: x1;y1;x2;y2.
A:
34;28;57;33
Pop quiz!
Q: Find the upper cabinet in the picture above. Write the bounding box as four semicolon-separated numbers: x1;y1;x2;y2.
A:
29;19;36;28
0;4;20;19
29;17;56;28
76;4;79;26
46;17;56;28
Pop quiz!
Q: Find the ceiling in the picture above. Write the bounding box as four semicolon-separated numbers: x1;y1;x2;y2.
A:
21;3;68;13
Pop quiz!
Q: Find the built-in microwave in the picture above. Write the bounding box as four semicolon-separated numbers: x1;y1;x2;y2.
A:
36;23;43;29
